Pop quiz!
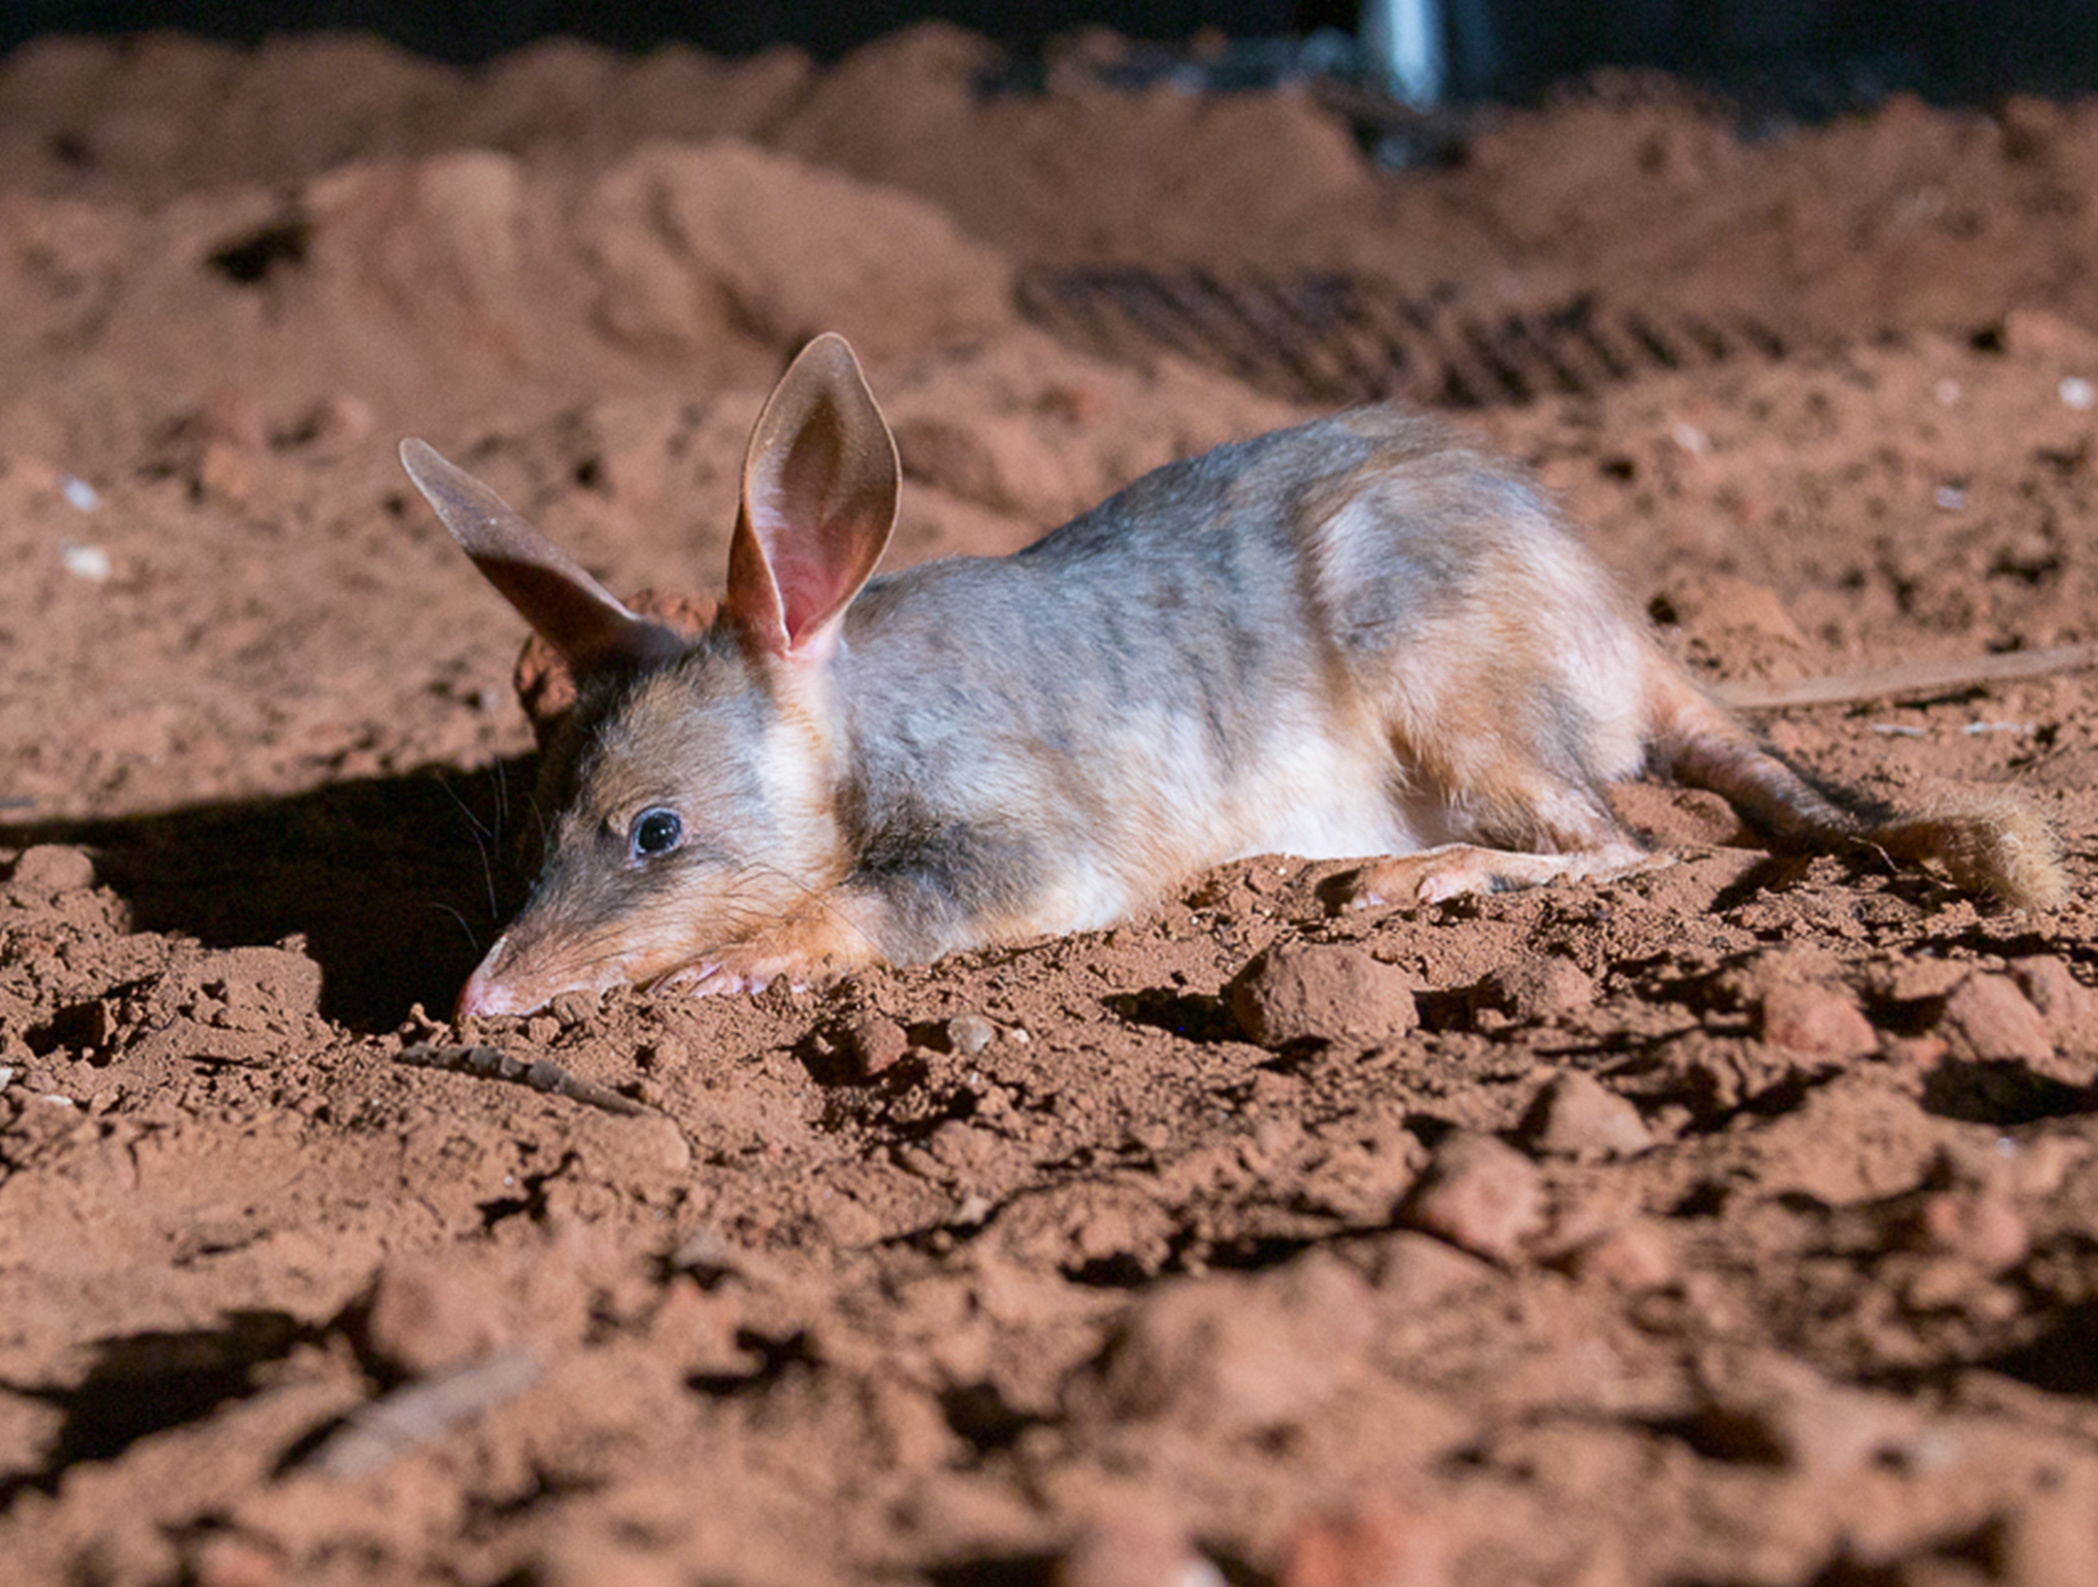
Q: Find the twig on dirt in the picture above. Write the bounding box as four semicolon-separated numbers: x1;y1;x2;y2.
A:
1712;641;2098;711
396;1042;651;1117
305;1347;541;1480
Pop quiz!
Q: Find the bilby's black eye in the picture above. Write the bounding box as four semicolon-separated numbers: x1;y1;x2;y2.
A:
629;807;684;861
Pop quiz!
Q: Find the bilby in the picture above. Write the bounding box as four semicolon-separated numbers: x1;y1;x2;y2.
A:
400;334;2065;1018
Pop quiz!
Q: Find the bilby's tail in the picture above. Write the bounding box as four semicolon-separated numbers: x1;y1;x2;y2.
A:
1642;665;2067;911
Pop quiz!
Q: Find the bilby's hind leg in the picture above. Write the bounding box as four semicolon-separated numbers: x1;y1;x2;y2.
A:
1344;836;1662;908
1340;775;1658;909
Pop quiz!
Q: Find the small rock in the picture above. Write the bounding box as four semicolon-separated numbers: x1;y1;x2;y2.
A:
59;541;111;582
1228;943;1418;1048
1368;1231;1496;1307
1564;1220;1677;1292
946;1013;996;1055
1757;982;1878;1059
1401;1133;1544;1263
1912;1186;2029;1271
1470;958;1595;1024
1936;973;2054;1063
187;1534;280;1587
548;990;598;1028
9;844;96;896
2008;956;2091;1037
1057;1514;1226;1587
1279;1497;1450;1587
845;1014;908;1079
1522;1071;1652;1159
1084;1253;1374;1434
639;1034;688;1070
362;1255;509;1375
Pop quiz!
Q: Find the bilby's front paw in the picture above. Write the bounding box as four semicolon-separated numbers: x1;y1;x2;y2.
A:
658;950;812;1000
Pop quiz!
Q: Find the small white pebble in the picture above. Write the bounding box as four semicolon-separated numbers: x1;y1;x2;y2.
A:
0;1066;13;1090
1871;723;1927;737
1962;721;2034;735
2060;375;2095;411
945;1013;996;1055
60;476;99;513
1672;421;1709;454
40;1094;76;1109
59;542;112;582
1934;378;1961;406
1933;485;1966;511
1008;1027;1031;1045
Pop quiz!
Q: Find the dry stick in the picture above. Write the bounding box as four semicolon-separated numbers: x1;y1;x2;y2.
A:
305;1347;541;1480
1710;641;2098;712
396;1042;650;1117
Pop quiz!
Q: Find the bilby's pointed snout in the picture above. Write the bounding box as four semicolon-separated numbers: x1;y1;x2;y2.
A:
455;937;526;1020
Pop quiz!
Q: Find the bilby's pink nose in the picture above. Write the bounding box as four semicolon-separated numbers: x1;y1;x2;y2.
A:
455;941;524;1020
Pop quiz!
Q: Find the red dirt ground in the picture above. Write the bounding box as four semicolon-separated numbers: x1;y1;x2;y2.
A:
4;26;2098;1587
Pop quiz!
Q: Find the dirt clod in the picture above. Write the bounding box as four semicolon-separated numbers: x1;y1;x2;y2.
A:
1469;957;1596;1024
1522;1069;1654;1159
1935;973;2056;1063
1756;981;1879;1058
844;1012;910;1078
1228;943;1419;1048
7;843;97;896
362;1253;510;1375
1083;1254;1376;1434
1400;1133;1545;1263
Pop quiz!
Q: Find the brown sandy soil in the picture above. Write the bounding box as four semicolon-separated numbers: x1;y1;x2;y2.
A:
5;26;2098;1587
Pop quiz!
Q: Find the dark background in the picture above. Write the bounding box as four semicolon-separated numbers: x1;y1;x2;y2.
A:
2;2;2095;112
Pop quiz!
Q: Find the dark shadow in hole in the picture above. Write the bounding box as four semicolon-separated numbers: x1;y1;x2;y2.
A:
1105;988;1239;1045
1971;1299;2098;1396
1635;1407;1790;1468
0;1310;313;1513
924;1554;1062;1587
1060;1251;1163;1290
205;215;311;285
939;1381;1038;1458
1920;1057;2096;1127
0;758;532;1033
686;1329;816;1399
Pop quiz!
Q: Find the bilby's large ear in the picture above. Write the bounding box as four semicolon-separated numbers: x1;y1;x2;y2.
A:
726;333;900;663
400;439;686;676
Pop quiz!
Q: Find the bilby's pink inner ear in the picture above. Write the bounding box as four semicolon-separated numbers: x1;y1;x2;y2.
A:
727;333;900;663
399;439;686;677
